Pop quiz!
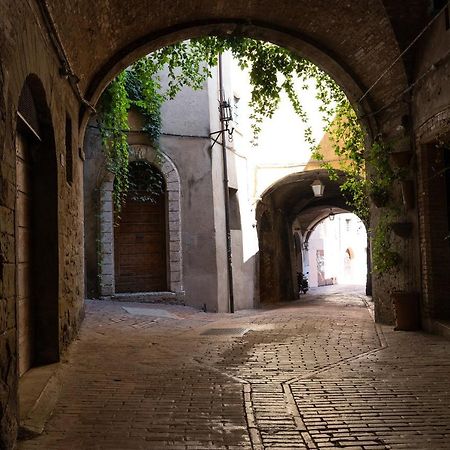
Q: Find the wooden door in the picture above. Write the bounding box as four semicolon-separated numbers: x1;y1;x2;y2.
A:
114;193;167;292
16;133;35;376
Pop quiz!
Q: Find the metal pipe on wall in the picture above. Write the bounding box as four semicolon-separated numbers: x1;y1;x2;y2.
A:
218;53;235;313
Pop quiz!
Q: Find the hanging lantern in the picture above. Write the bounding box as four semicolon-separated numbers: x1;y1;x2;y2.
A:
311;179;325;197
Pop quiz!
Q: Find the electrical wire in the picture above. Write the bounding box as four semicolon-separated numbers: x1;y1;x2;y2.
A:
358;4;448;103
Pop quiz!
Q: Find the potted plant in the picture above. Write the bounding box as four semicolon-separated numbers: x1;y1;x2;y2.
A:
368;180;390;208
389;150;413;168
390;221;413;238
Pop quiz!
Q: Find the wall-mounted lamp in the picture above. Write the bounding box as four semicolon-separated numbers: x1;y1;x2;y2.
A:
210;100;234;147
311;178;325;197
220;100;233;126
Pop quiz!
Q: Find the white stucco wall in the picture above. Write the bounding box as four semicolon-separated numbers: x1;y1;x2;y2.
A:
307;213;367;287
159;67;211;137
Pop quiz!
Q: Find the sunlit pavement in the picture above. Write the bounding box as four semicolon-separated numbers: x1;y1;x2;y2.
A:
19;286;450;449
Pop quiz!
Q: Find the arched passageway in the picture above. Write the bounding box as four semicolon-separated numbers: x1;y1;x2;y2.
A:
304;212;367;288
1;2;449;447
257;169;369;304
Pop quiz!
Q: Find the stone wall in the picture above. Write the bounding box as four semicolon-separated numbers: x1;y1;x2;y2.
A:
0;2;85;447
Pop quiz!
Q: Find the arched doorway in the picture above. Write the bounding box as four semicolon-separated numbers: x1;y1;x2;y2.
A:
16;76;59;376
305;213;367;288
114;161;168;292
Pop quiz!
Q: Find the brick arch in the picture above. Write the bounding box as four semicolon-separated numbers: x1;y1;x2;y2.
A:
65;1;414;139
98;145;183;296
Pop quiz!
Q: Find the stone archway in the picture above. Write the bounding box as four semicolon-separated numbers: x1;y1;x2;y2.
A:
98;145;183;296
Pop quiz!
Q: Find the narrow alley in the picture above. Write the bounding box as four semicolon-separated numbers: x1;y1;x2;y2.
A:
19;288;450;449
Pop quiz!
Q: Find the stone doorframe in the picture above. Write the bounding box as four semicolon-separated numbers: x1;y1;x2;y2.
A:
98;144;183;296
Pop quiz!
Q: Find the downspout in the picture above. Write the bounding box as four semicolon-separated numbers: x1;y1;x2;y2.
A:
218;53;235;313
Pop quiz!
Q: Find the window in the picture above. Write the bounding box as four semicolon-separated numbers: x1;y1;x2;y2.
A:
228;188;241;230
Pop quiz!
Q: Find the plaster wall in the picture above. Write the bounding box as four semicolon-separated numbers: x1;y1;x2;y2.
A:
307;214;367;288
159;69;211;137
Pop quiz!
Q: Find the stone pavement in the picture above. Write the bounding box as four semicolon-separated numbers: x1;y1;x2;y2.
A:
19;286;450;449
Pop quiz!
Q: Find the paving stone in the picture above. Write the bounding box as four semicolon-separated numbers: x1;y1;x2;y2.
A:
18;288;450;449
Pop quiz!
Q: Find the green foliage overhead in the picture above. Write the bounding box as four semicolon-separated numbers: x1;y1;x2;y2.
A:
312;101;368;223
98;36;351;211
97;36;406;275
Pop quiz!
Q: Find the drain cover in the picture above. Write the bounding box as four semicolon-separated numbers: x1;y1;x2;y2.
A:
122;307;179;319
200;328;248;336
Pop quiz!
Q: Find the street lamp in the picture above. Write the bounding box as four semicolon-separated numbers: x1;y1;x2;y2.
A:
311;178;325;197
219;100;233;127
210;99;234;147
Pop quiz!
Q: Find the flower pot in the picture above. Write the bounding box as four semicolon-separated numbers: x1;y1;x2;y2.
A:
389;150;413;168
390;222;413;238
391;291;420;331
401;180;415;210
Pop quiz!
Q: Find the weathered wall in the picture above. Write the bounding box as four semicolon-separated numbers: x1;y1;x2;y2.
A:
159;72;211;137
0;1;85;447
413;8;450;329
160;135;219;310
83;125;221;311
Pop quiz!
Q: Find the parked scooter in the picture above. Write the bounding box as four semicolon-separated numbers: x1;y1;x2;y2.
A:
297;272;309;294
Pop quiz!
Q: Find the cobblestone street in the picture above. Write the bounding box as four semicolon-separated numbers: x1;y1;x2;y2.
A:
19;287;450;449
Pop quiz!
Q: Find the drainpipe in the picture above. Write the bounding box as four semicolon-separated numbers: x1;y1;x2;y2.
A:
218;53;235;313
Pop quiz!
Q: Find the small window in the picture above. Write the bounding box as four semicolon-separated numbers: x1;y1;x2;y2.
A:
228;188;241;230
65;115;73;185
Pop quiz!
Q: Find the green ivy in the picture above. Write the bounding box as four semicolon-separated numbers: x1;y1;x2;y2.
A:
98;37;351;210
98;36;407;275
371;211;401;274
312;101;368;223
97;72;130;210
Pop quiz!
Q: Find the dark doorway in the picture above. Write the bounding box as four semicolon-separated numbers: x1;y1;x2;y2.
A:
16;76;59;376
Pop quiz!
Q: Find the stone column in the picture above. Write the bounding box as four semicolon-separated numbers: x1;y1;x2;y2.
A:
99;180;115;297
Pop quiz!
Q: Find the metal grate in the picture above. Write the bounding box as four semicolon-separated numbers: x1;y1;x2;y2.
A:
200;328;248;336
